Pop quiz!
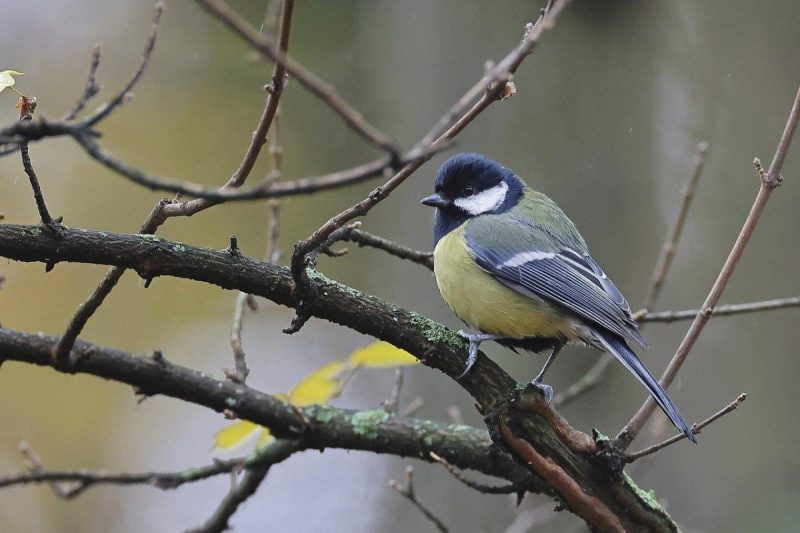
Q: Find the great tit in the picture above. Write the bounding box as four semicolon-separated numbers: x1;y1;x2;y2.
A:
421;153;695;443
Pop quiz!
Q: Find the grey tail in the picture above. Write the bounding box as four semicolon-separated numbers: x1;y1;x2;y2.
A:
594;329;696;444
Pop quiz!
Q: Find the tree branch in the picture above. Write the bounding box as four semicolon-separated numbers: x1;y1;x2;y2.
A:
186;440;297;533
0;224;683;530
637;296;800;323
625;393;747;462
0;327;539;490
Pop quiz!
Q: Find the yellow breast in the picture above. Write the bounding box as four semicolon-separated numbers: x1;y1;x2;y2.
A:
433;225;568;340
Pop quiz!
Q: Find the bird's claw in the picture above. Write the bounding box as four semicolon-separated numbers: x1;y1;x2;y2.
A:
456;339;479;379
529;380;554;405
455;330;501;380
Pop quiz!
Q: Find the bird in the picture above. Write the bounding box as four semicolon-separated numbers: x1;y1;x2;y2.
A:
420;152;695;443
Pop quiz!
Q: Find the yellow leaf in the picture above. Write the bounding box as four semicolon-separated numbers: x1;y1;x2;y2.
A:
273;392;290;403
213;420;261;451
347;341;418;368
0;70;23;94
289;360;346;406
256;427;275;448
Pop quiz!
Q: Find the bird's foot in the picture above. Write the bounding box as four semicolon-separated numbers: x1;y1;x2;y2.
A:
528;379;554;405
455;330;502;379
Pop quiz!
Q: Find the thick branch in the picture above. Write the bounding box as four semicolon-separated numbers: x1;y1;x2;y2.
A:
0;224;680;530
0;327;535;489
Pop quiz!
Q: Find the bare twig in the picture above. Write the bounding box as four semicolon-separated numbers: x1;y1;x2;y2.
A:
227;291;251;383
323;222;434;270
288;2;572;330
64;44;102;121
400;396;425;417
82;2;164;127
73;132;418;201
188;440;298;533
194;0;399;157
554;142;709;409
382;367;405;416
53;0;297;366
616;86;800;449
429;452;527;495
625;393;747;462
637;296;800;323
19;140;61;233
164;0;294;218
226;104;289;383
51;200;169;365
3;441;282;497
389;466;449;533
1;44;102;158
642;141;709;311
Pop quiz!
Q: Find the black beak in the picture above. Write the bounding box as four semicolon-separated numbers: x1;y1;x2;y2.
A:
420;193;451;208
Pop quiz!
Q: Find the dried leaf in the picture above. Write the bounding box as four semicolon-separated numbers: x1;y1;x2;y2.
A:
500;81;516;101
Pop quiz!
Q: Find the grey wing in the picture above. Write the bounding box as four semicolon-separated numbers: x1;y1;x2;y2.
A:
467;239;646;348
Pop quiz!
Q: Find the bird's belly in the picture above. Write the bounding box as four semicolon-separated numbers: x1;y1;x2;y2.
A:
433;228;570;340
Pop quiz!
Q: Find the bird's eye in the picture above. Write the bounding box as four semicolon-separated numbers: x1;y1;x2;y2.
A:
463;186;474;196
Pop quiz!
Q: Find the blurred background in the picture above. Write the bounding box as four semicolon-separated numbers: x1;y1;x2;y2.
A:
1;1;799;531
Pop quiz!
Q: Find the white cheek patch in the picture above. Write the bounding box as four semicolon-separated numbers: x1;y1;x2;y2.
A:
498;251;555;268
453;181;508;215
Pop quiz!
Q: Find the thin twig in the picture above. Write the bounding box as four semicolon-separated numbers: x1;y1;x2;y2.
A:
51;200;168;365
400;396;425;417
0;45;102;159
3;441;271;497
382;367;405;416
625;393;747;462
288;2;572;329
166;0;294;217
615;86;800;449
554;142;709;409
389;466;449;533
429;452;527;495
226;90;289;383
73;132;418;202
63;44;102;121
642;141;709;311
188;465;271;533
637;296;800;323
323;222;434;270
19;141;60;232
227;291;251;383
194;0;399;157
82;2;164;127
190;440;298;533
53;0;297;366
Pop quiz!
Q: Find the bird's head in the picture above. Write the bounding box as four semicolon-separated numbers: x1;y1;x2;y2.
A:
421;153;523;216
421;153;523;242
